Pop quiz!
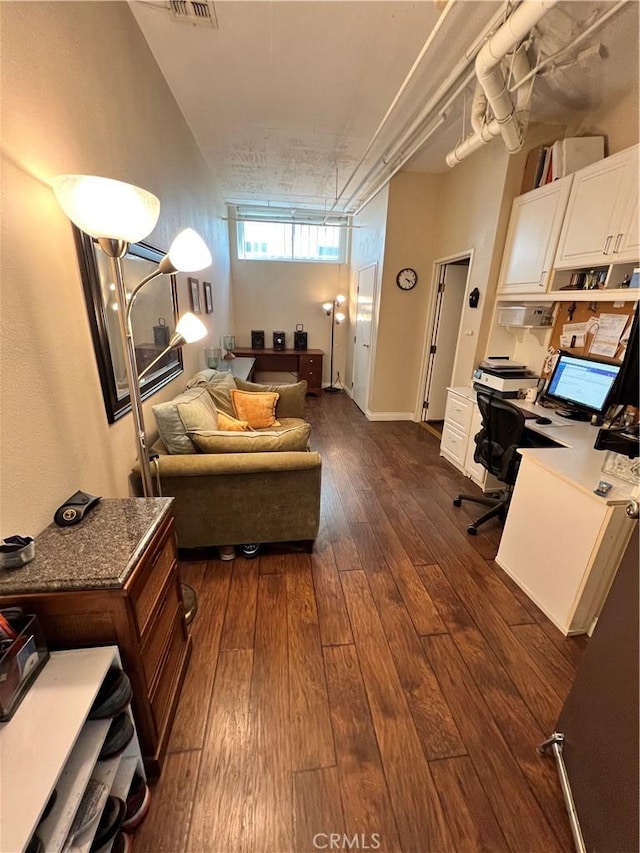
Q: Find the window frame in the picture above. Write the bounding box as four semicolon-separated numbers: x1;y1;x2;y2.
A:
234;212;349;264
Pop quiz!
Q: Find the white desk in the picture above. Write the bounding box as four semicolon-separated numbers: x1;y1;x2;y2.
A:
495;398;638;635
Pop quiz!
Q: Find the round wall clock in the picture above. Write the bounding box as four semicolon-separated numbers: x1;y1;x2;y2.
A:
396;268;418;290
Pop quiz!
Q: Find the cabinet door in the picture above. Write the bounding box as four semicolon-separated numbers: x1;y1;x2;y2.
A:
614;150;639;260
555;148;636;269
498;176;572;293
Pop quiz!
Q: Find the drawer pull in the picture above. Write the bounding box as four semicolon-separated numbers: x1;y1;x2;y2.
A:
603;234;613;254
613;233;623;254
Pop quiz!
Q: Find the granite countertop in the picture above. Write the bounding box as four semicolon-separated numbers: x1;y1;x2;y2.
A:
0;498;173;595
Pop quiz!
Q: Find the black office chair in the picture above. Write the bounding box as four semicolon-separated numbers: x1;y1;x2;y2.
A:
453;390;526;535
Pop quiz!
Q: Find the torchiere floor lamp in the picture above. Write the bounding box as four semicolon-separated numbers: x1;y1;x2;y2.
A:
322;295;346;392
53;175;212;622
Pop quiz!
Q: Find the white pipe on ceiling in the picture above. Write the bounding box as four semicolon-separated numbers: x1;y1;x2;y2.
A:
446;0;558;168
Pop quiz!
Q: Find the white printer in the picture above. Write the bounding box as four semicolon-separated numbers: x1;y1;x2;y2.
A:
473;358;540;398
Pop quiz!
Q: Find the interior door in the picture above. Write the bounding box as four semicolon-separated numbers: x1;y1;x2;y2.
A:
423;263;468;421
352;263;376;414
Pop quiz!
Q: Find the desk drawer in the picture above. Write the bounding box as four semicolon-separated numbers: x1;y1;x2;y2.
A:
441;422;468;467
444;393;473;431
299;355;322;389
150;609;187;735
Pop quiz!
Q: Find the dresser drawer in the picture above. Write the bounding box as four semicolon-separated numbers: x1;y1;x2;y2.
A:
150;609;187;735
440;422;468;467
444;392;473;431
299;355;323;389
140;573;181;687
129;520;177;638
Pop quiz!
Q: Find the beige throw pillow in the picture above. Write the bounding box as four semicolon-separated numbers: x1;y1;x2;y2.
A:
152;387;215;454
190;423;311;454
230;389;281;429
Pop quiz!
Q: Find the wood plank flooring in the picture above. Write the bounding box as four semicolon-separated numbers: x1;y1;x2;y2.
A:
135;392;587;853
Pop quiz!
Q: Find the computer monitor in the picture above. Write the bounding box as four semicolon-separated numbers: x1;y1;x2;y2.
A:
545;352;621;421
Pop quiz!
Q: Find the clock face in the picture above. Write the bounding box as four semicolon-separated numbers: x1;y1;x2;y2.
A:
396;268;418;290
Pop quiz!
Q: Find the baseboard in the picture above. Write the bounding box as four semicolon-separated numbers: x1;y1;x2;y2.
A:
364;411;416;421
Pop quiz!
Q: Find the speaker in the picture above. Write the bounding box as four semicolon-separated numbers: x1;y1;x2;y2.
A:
273;331;286;351
251;329;265;349
294;330;308;351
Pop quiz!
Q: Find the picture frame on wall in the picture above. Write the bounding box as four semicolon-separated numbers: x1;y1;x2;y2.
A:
203;281;213;314
189;277;201;314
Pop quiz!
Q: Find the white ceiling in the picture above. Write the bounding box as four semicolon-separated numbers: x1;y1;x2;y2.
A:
130;0;639;213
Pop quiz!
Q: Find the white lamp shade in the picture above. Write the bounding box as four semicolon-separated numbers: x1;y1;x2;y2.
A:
335;294;346;306
168;228;212;272
322;302;333;312
52;175;160;242
176;312;207;344
335;312;346;324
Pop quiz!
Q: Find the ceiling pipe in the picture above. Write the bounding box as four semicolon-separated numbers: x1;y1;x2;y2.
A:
446;0;558;168
470;81;487;134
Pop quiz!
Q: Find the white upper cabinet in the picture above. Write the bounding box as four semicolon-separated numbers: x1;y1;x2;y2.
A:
497;175;573;294
554;144;639;268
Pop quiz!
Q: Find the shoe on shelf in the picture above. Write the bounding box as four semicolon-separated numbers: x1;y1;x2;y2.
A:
240;544;260;559
121;772;151;832
218;545;236;561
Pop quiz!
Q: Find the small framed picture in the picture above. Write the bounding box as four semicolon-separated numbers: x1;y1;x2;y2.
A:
203;281;213;314
188;277;201;314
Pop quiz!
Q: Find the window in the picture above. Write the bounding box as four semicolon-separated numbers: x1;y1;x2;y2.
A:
234;208;348;262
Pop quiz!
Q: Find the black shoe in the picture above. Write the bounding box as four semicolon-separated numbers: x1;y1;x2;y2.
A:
89;668;132;720
99;712;134;760
240;544;260;559
89;796;126;852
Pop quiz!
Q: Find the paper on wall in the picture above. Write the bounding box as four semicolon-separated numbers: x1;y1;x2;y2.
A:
560;332;585;348
588;313;630;358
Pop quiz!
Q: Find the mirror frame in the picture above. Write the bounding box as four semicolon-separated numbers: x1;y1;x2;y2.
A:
73;227;183;423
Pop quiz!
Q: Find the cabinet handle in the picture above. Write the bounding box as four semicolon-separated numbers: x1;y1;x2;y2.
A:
539;270;547;287
613;233;623;253
603;234;613;254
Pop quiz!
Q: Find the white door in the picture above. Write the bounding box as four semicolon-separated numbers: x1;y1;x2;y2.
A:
423;263;468;421
352;263;376;414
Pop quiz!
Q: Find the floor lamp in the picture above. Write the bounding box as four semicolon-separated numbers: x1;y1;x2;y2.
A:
322;295;346;392
53;175;212;622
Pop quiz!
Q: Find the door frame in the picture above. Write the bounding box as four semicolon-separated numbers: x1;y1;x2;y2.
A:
351;262;379;414
414;249;475;421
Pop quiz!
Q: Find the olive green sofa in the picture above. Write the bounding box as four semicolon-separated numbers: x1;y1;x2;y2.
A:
132;370;321;550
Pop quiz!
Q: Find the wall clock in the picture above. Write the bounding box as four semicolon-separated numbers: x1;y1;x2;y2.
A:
396;268;418;290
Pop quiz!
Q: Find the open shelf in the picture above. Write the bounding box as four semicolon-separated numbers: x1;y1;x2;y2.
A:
497;288;639;303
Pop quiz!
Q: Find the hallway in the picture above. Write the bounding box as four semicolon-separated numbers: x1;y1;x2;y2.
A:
135;392;584;852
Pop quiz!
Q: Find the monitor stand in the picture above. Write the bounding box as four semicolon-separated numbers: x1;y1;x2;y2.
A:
555;407;591;422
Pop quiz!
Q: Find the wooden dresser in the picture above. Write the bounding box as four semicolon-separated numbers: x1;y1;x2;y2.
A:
0;497;190;778
231;347;324;393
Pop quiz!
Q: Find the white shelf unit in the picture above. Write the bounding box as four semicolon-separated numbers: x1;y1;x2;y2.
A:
0;646;144;853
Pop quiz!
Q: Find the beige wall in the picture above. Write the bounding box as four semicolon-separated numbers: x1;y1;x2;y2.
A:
0;2;231;537
230;242;349;387
369;173;442;415
347;186;389;405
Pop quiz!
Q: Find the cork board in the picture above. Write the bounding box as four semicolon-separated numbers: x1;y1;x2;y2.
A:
544;300;636;375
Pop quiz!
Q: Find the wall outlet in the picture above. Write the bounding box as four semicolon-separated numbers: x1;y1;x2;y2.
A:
524;387;538;402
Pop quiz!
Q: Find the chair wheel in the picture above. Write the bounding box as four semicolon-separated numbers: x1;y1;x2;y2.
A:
467;525;477;536
453;497;462;507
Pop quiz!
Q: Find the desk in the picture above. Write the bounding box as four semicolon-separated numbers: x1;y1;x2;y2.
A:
217;357;255;381
231;348;323;394
495;398;637;635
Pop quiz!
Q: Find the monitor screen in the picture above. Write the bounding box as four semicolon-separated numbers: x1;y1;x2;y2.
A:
546;353;621;416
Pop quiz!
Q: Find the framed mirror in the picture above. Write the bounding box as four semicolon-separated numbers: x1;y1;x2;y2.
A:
73;228;183;423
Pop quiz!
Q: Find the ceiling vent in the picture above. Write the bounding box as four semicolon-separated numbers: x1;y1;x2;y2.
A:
168;1;218;27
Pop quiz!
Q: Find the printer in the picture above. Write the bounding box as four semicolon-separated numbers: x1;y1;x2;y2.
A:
473;358;540;398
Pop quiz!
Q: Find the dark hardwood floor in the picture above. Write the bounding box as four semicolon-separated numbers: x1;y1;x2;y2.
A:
135;392;587;853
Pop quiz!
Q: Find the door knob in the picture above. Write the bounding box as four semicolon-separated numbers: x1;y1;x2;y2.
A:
625;500;639;519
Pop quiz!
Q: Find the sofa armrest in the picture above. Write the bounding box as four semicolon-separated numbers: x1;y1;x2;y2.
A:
134;450;321;478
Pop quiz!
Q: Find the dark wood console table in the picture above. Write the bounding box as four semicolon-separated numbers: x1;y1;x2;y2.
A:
232;348;324;394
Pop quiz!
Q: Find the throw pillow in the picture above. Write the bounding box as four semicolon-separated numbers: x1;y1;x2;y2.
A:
185;368;220;389
176;390;218;433
234;378;307;418
190;423;311;454
230;389;281;429
217;411;250;431
202;371;237;416
152;388;213;454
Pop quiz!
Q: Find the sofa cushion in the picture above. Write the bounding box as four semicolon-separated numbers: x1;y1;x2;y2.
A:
190;422;311;454
217;411;250;431
234;378;307;418
230;389;281;429
152;388;217;454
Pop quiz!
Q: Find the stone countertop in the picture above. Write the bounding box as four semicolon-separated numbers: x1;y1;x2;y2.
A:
0;498;173;595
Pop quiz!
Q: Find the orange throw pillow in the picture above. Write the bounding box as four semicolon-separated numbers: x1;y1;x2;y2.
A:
230;389;281;429
217;411;251;431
